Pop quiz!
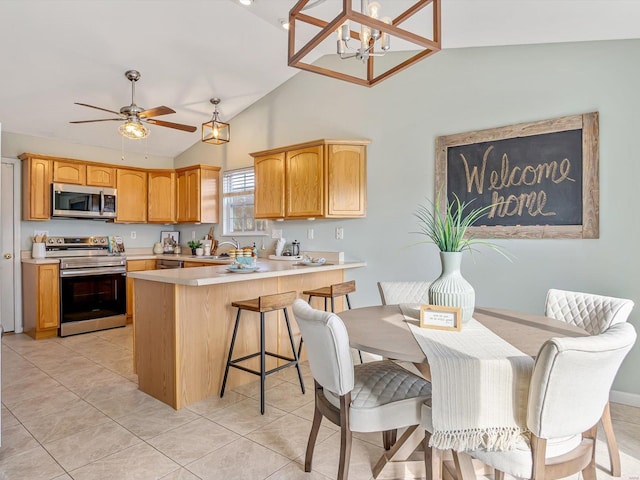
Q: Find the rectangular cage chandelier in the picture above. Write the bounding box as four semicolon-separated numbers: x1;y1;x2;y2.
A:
288;0;441;87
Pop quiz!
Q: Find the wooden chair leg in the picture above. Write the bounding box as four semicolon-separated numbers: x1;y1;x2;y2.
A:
305;385;324;473
601;401;621;477
530;435;547;480
581;426;598;480
382;429;397;450
494;470;505;480
424;432;443;480
338;393;352;480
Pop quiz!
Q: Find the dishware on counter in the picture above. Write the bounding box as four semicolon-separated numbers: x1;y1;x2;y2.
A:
153;242;163;254
275;238;286;256
226;265;260;273
195;247;204;256
300;257;326;266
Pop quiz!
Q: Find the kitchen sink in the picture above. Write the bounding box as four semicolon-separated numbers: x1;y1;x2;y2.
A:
193;255;233;261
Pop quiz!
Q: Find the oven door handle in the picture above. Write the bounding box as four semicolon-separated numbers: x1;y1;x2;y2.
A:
100;191;105;216
60;267;126;277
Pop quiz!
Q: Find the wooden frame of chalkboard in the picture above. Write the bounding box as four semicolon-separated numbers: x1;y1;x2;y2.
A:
435;112;599;239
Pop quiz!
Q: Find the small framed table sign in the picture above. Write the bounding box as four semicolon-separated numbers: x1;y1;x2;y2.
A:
419;305;462;331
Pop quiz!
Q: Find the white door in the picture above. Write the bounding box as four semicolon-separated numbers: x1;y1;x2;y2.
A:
1;156;22;333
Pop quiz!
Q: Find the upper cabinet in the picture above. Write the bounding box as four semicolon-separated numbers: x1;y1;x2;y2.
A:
148;170;176;224
19;153;221;224
86;165;116;187
19;153;51;221
286;145;324;218
116;168;148;223
53;160;86;185
254;152;285;219
250;139;369;220
176;165;220;224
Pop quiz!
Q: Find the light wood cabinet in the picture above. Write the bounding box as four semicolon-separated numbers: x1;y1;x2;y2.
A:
148;170;176;223
86;165;116;187
286;145;324;218
254;152;285;219
22;263;60;339
116;168;148;223
176;165;220;224
250;139;369;219
326;143;367;217
19;154;51;220
20;153;221;224
126;259;157;321
183;261;211;268
53;160;86;185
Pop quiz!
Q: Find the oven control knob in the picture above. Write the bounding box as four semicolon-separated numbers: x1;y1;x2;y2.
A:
92;238;98;244
47;238;55;245
100;238;107;244
57;238;64;244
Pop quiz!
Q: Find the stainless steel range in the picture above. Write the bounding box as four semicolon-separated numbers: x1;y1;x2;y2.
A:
46;236;127;337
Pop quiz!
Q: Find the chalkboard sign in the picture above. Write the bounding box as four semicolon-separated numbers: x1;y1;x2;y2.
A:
435;113;599;239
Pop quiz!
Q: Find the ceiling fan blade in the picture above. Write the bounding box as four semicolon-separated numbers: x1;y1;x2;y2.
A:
139;106;175;118
69;118;122;123
146;118;197;132
75;102;123;116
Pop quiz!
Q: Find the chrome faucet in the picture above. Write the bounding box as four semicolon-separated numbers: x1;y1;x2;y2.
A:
216;238;240;251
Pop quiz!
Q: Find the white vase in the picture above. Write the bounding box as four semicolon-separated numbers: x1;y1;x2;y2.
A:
428;251;475;323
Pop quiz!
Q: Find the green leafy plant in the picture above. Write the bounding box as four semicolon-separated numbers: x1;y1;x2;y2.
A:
187;240;202;249
413;193;511;259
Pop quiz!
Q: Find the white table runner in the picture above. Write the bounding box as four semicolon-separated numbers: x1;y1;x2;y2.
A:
402;305;534;452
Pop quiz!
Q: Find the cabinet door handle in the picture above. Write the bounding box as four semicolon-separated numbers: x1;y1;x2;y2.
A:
4;253;13;259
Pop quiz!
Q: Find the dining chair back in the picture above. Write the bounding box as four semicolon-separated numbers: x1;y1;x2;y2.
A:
544;288;633;476
377;281;431;305
293;299;432;480
544;288;634;335
423;322;636;480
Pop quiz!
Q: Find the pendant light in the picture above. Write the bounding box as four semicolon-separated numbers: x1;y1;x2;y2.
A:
202;98;230;145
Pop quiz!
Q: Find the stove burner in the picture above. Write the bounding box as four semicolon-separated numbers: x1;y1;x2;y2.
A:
45;236;111;258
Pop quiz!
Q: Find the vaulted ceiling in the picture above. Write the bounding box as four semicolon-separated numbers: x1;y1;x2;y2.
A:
2;0;639;158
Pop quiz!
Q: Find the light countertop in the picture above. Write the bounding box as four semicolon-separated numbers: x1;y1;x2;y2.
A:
128;259;366;287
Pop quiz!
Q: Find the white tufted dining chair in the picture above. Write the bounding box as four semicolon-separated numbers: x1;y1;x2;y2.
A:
422;322;636;480
544;288;634;477
377;281;431;306
293;299;432;480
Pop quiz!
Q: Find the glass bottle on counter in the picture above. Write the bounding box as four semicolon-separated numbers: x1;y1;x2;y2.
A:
292;240;300;257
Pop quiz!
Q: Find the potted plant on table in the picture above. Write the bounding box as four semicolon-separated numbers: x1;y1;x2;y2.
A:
187;240;202;256
413;193;509;323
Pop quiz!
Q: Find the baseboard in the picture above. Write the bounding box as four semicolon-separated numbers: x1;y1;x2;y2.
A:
610;390;640;408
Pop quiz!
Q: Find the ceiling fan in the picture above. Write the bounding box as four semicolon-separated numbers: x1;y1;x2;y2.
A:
70;70;197;139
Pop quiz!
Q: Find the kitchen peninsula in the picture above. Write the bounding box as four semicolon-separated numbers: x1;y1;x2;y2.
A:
128;259;365;409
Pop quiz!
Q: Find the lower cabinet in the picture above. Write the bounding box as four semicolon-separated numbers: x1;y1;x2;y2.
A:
183;261;211;268
126;260;157;321
22;263;60;339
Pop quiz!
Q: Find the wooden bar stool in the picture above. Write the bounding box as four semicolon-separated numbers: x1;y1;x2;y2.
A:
299;280;361;362
220;290;305;414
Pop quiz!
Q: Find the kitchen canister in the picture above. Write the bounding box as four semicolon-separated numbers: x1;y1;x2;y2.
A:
32;243;46;259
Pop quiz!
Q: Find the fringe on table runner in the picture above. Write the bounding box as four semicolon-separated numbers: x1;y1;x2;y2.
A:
429;427;526;452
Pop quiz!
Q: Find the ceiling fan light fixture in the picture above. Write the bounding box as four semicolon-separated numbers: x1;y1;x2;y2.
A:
119;119;149;140
202;98;230;145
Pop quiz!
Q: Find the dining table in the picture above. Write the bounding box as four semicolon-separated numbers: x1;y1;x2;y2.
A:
337;305;588;480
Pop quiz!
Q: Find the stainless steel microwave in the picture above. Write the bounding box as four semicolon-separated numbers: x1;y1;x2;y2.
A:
52;183;117;219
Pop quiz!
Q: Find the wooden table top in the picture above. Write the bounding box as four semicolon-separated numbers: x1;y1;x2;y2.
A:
338;305;588;362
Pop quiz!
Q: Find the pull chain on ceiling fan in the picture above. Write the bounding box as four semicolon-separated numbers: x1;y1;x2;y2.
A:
70;70;197;139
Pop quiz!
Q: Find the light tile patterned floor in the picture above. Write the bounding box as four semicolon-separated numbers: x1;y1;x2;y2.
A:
1;326;639;480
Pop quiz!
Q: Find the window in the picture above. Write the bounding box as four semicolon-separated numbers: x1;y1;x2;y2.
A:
222;167;268;236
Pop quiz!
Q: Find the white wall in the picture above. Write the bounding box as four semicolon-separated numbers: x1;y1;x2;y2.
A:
176;39;640;398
